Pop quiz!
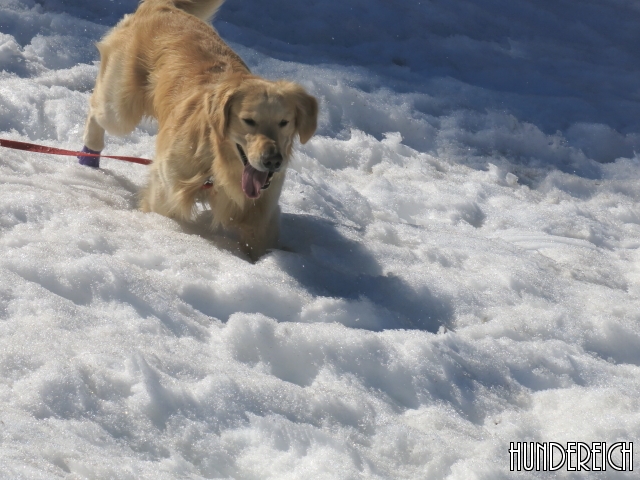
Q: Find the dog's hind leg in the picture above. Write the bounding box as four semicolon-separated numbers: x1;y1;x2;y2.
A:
79;38;147;168
79;79;147;168
77;112;106;168
83;109;106;152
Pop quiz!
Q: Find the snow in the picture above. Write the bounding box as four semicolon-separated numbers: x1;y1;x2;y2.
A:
1;0;640;478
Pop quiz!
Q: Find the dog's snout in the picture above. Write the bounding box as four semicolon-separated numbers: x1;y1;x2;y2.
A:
262;152;283;171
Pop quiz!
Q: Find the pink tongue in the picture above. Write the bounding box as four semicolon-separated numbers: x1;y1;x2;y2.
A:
242;163;270;199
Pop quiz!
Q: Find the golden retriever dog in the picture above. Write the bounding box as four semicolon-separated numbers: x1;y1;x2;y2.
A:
79;0;318;259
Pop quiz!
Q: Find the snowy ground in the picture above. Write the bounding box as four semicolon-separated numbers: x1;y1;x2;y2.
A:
1;0;640;478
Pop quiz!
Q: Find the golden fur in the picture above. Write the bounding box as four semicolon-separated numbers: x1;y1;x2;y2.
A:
82;0;318;259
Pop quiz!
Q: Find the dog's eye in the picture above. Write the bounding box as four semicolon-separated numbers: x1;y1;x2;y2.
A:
242;118;256;127
279;120;289;128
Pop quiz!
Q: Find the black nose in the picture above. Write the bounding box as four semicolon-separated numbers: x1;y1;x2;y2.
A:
262;153;283;171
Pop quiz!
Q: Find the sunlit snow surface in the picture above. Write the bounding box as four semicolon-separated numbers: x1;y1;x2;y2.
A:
1;0;640;478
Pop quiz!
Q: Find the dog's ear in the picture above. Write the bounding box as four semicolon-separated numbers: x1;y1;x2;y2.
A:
207;80;239;139
291;86;318;144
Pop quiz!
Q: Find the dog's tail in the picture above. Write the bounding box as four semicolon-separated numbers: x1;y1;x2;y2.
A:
141;0;226;21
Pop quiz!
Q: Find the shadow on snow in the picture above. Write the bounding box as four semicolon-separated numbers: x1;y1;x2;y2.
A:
273;213;454;333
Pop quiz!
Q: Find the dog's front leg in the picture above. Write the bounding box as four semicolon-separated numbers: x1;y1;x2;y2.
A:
237;208;280;261
140;165;173;217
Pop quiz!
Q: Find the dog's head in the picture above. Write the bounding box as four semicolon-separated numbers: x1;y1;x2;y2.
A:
210;76;318;199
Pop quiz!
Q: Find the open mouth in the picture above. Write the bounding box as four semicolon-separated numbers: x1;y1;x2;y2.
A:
236;144;274;199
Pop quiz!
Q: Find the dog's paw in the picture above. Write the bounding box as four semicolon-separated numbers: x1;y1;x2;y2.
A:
77;145;101;168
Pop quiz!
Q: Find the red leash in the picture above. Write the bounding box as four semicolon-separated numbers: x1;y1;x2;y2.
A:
0;137;218;189
0;138;152;165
